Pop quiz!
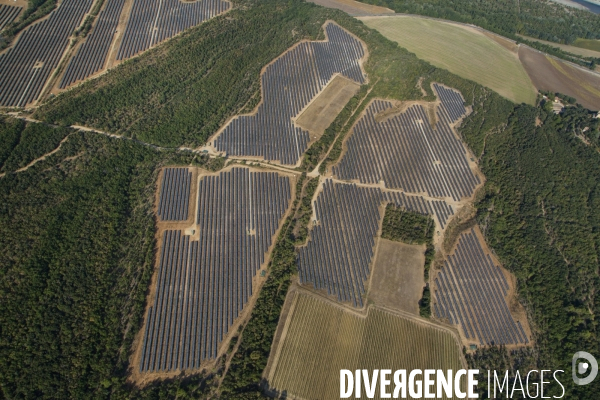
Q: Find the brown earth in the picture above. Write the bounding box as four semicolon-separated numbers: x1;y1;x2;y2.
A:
307;0;394;16
368;239;425;315
519;46;600;111
0;0;27;9
482;31;519;53
295;74;360;141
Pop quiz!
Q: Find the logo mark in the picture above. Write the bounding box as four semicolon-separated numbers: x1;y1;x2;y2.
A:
572;351;598;385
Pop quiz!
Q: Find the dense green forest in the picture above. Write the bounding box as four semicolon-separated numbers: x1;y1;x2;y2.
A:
360;0;600;68
0;116;71;173
0;121;221;398
1;0;599;398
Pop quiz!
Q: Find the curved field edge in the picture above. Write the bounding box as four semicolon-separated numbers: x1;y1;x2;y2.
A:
267;290;465;400
358;16;537;105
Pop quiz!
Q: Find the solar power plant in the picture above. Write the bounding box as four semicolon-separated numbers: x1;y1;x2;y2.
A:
214;23;365;166
332;86;479;201
433;229;529;346
116;0;230;61
297;180;453;307
140;168;291;372
59;0;126;88
157;167;192;221
0;4;21;31
0;0;94;107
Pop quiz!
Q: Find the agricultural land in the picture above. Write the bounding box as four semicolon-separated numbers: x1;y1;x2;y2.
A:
1;0;600;399
266;290;465;400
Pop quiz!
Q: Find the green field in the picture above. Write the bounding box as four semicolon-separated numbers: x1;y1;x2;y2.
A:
518;35;600;59
268;292;464;400
573;38;600;53
359;16;537;105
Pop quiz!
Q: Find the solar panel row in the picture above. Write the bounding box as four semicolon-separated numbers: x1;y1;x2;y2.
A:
433;229;528;346
297;179;454;307
140;168;292;372
333;86;479;201
214;23;365;165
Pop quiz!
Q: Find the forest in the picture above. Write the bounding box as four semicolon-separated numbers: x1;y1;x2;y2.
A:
360;0;600;68
1;0;600;398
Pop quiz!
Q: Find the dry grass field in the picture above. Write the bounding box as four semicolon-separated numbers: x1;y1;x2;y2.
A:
519;46;600;110
368;239;425;315
295;74;360;140
358;16;537;105
307;0;394;16
267;292;465;400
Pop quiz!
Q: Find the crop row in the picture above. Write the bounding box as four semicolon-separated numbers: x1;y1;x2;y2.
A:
0;4;21;31
157;167;192;221
214;23;365;165
333;91;478;201
140;168;291;372
433;229;528;346
60;0;126;88
117;0;230;60
269;293;464;400
0;0;93;107
298;180;454;307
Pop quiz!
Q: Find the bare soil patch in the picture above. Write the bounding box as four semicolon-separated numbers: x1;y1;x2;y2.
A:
482;31;518;53
368;239;425;315
519;46;600;111
307;0;394;16
295;74;360;140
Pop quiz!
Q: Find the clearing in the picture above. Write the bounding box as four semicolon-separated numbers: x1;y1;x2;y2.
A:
295;74;360;139
358;15;537;105
368;239;425;315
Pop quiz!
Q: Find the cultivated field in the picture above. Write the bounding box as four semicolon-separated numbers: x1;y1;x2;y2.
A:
213;22;366;166
432;227;531;347
519;46;600;110
137;166;294;374
518;34;600;59
267;291;465;400
368;240;425;315
297;179;454;307
358;16;537;105
307;0;394;16
332;85;481;201
0;0;94;107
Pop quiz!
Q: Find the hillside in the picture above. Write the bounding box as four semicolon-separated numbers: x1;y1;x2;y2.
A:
0;0;599;398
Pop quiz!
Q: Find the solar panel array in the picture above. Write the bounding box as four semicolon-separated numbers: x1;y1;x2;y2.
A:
59;0;126;88
214;23;365;165
433;229;529;346
332;87;479;201
117;0;230;60
297;180;453;307
157;167;192;221
140;168;291;371
0;4;21;31
0;0;94;107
